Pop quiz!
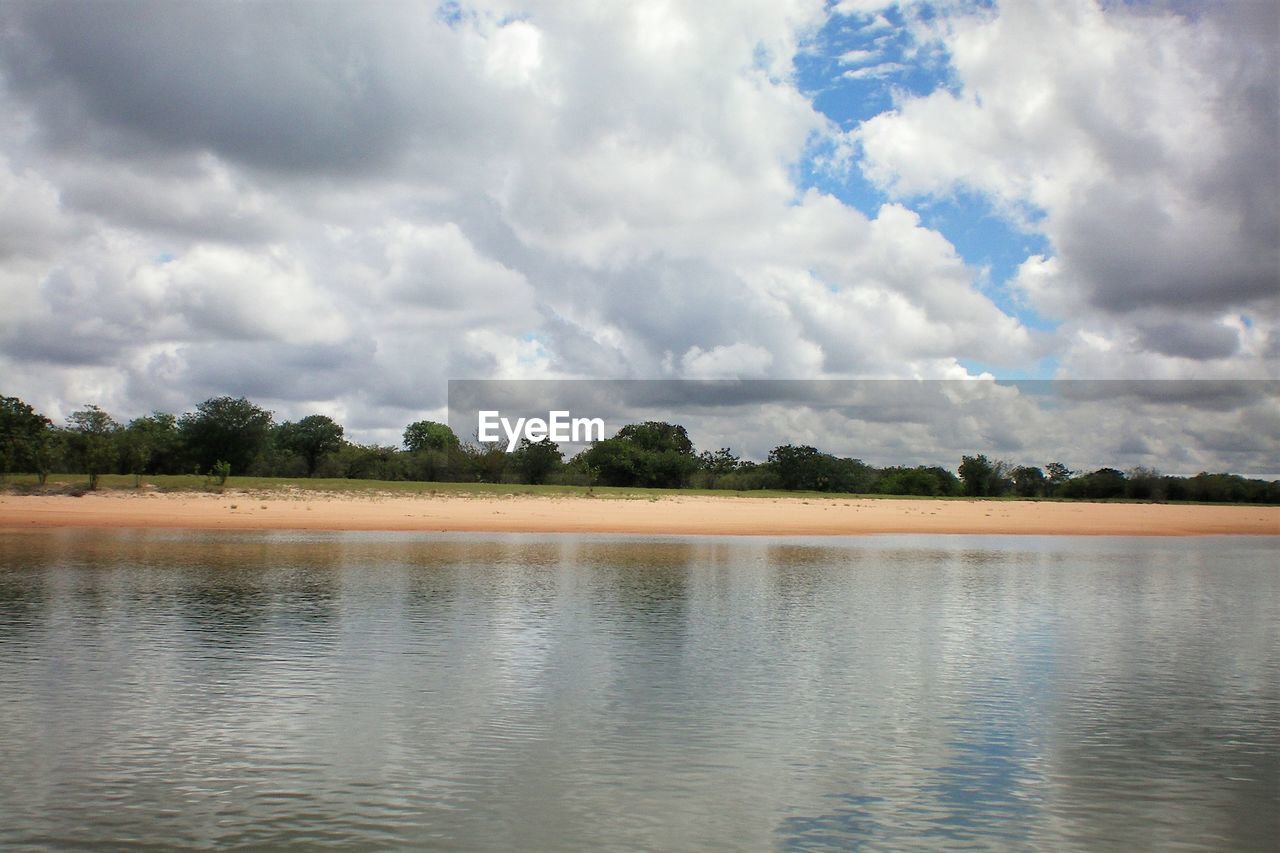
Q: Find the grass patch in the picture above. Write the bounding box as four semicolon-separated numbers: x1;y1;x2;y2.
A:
4;473;912;501
0;473;1268;506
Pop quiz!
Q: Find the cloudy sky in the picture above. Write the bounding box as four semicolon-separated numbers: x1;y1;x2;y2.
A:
1;0;1276;464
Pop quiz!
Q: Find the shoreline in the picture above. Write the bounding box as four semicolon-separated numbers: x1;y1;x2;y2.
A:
1;491;1277;537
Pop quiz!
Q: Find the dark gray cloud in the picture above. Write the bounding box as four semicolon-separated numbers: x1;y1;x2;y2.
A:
164;340;376;402
1053;378;1276;411
54;158;286;245
1059;176;1278;316
1135;319;1240;361
2;2;425;173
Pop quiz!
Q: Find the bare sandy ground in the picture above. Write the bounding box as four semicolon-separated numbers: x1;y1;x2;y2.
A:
1;490;1277;536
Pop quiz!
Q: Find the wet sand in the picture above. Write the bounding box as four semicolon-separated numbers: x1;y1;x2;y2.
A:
1;491;1277;536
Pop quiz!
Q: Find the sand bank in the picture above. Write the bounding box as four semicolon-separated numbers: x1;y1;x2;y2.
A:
1;491;1277;536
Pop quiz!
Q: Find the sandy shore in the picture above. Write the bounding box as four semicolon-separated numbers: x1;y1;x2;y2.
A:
1;490;1277;536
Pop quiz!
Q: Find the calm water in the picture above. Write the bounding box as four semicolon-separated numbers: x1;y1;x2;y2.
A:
0;531;1276;850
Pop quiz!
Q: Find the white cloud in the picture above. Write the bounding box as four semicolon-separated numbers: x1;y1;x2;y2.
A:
0;155;73;261
832;0;898;14
152;245;351;345
854;0;1279;376
842;62;906;79
480;19;546;88
679;343;775;378
0;0;1270;455
838;48;879;65
377;221;535;327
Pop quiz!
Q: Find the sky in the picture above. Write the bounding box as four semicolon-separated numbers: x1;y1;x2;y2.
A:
0;0;1277;471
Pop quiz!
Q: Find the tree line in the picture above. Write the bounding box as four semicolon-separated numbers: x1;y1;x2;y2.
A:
2;393;1277;503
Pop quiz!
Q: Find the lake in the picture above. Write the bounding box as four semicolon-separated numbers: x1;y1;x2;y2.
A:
1;530;1276;849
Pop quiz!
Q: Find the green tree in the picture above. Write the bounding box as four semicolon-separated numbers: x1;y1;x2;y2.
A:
179;396;273;475
715;460;780;491
462;440;509;483
1125;467;1165;501
927;465;962;496
769;444;825;491
0;395;53;483
1045;462;1073;496
959;454;995;497
337;443;403;480
403;420;460;453
765;445;872;493
1185;472;1248;503
118;423;151;487
581;422;699;489
1089;468;1128;499
400;420;464;482
559;452;601;489
28;427;61;486
511;437;563;485
119;412;181;485
642;449;701;489
879;465;951;496
826;456;877;493
698;447;740;489
615;421;694;455
579;437;644;487
66;405;120;489
210;460;231;486
1060;467;1127;500
277;414;345;477
1012;465;1047;498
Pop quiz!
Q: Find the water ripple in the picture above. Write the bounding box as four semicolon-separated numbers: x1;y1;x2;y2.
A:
0;531;1276;849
